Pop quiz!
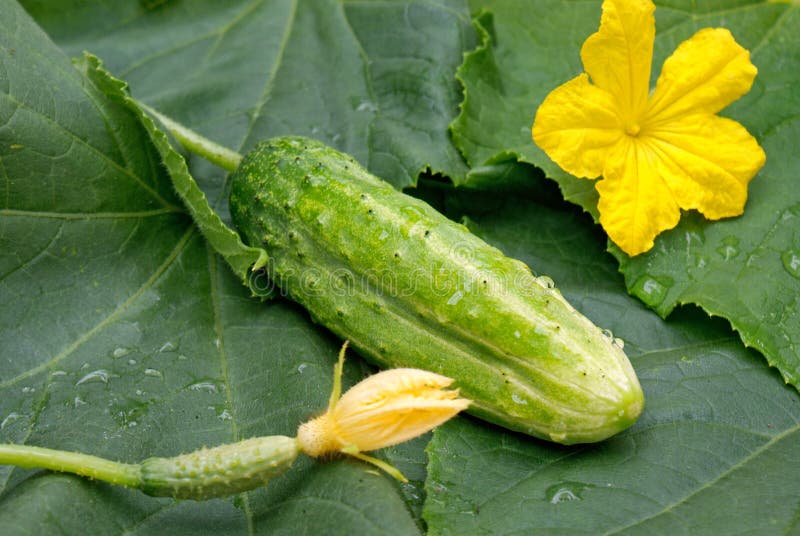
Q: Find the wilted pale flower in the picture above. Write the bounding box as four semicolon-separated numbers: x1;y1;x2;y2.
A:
297;342;470;481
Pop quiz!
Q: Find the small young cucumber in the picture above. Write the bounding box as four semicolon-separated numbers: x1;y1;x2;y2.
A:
229;137;644;444
140;436;299;499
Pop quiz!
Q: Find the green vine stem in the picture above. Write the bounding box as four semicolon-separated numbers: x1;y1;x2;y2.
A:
0;436;300;500
0;444;140;487
137;101;243;172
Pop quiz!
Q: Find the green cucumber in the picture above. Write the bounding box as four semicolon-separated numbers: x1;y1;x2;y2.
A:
140;436;299;499
229;137;644;444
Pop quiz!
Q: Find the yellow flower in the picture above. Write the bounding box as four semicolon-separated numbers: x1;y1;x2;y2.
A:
532;0;766;256
297;342;470;481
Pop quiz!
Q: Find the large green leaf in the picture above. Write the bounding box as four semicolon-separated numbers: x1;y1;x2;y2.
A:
452;0;800;387
0;2;424;533
21;0;475;194
422;183;800;535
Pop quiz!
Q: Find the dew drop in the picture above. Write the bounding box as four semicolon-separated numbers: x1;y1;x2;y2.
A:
695;255;708;269
144;368;163;379
631;275;671;308
297;363;308;374
613;337;625;349
536;275;555;289
218;409;233;421
781;250;800;280
1;412;22;429
511;393;528;405
401;205;425;221
716;236;740;260
447;290;464;306
159;341;175;353
187;381;219;393
73;396;86;408
355;100;378;113
549;488;579;504
112;347;130;358
378;230;389;241
601;328;613;339
76;370;111;385
128;359;137;365
514;330;521;339
545;481;594;504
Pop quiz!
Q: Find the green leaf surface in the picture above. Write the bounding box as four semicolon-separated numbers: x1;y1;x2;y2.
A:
422;183;800;536
452;0;800;387
21;0;475;194
81;55;268;291
0;2;423;533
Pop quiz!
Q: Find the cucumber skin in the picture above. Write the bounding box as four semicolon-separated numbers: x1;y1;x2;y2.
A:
140;436;299;499
229;137;643;444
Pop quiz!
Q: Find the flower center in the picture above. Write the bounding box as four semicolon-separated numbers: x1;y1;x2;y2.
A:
625;123;641;136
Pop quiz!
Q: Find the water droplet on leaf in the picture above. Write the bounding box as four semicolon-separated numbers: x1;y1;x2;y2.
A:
76;370;111;385
1;412;22;429
781;250;800;279
716;236;740;260
631;275;672;308
187;381;219;393
545;482;595;504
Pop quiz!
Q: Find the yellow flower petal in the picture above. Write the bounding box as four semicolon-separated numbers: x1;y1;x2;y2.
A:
580;0;655;121
332;368;469;452
647;28;758;124
596;137;681;256
530;0;765;257
532;74;623;178
645;113;766;219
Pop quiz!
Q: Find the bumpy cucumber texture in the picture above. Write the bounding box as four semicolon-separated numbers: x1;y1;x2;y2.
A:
229;137;644;444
